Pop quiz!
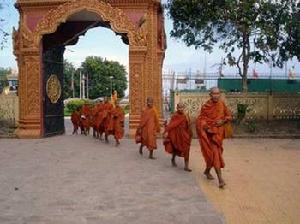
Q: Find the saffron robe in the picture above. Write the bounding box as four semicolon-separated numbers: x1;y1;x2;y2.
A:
164;112;192;160
138;107;160;150
196;99;232;169
111;105;125;140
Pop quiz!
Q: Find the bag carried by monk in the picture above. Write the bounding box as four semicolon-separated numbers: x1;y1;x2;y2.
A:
224;122;233;138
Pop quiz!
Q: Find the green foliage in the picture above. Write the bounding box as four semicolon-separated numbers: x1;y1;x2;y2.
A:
122;104;130;114
66;99;91;113
237;103;248;123
63;60;77;99
245;119;257;133
64;107;72;117
166;0;300;91
0;67;10;89
63;57;128;100
81;56;128;99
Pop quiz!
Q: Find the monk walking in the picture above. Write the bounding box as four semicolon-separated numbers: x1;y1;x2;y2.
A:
196;87;232;188
103;97;114;142
163;103;192;172
80;103;91;135
109;101;125;146
136;97;160;159
71;107;81;135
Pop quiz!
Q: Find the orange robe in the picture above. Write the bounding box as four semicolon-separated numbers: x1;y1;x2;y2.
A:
93;104;104;131
138;107;160;150
91;105;99;130
164;112;192;160
103;102;114;134
111;105;125;140
91;103;104;137
196;99;232;169
80;105;91;133
71;110;80;133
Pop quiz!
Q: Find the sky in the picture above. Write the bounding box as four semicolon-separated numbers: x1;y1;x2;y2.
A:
0;0;299;78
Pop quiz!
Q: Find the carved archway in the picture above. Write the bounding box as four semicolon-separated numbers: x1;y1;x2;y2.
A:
32;0;148;48
14;0;166;138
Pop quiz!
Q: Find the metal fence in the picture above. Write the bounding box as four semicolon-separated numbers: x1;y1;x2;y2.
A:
163;72;300;93
163;72;300;113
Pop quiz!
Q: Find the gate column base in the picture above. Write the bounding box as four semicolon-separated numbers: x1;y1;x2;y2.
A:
16;118;42;138
128;114;140;138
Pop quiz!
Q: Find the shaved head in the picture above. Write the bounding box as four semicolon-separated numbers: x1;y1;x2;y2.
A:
210;87;220;94
177;102;185;113
147;97;153;103
147;97;154;108
209;87;221;102
177;102;185;108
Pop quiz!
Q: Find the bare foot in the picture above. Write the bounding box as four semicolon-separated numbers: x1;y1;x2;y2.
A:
219;181;226;189
184;168;192;172
171;160;177;167
204;171;214;180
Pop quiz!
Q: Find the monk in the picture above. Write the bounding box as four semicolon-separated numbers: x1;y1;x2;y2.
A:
103;97;114;142
70;107;81;135
196;87;232;188
163;103;192;172
111;90;118;107
80;103;91;135
136;97;160;159
91;100;104;138
106;101;125;146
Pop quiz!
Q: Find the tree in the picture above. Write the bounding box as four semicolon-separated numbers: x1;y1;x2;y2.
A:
80;56;128;99
167;0;300;92
0;3;9;50
0;67;10;91
63;60;77;99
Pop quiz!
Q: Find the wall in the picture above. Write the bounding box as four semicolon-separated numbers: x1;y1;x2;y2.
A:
174;91;300;121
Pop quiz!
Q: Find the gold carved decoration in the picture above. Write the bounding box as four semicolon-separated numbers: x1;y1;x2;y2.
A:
46;74;61;104
34;0;147;47
26;57;41;114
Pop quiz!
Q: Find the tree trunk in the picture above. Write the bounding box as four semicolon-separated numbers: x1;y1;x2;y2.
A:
242;75;248;92
242;26;250;93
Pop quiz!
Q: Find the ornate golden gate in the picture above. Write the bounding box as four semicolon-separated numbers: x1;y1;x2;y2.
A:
13;0;166;138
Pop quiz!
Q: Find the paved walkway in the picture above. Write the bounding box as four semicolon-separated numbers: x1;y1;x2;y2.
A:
0;120;223;224
1;119;299;223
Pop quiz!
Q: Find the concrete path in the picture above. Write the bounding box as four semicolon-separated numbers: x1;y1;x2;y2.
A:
0;120;224;224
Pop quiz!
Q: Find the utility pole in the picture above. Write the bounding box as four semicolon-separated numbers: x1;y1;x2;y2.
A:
71;72;75;98
79;70;82;98
86;72;89;99
82;74;85;99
